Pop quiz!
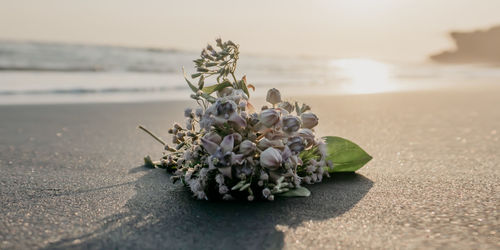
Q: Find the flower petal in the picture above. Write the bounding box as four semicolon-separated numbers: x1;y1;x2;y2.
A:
220;134;234;153
207;156;216;169
231;153;246;165
201;138;219;155
281;146;292;161
260;147;283;170
228;112;247;128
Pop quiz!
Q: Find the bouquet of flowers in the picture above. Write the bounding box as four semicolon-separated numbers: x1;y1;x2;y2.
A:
140;38;372;201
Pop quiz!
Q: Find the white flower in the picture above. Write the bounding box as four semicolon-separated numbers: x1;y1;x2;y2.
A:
196;191;207;200
318;140;327;158
226;89;248;104
199;116;214;131
266;88;282;105
301;112;319;129
260;172;269;181
262;188;271;198
185;168;194;181
317;174;323;182
183;151;193;161
201;134;245;178
189;179;202;193
311;173;318;182
199;168;209;179
260;147;283;170
215;174;225;185
219;185;229;194
303;176;312;184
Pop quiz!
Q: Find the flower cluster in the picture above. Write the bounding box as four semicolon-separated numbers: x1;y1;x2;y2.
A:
140;39;372;201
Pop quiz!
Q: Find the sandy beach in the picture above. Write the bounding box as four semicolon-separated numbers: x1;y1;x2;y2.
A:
1;87;499;249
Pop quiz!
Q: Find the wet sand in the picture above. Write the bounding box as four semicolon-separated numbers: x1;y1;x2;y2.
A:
0;87;499;249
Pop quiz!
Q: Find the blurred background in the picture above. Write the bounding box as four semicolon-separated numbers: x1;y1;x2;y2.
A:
1;0;500;104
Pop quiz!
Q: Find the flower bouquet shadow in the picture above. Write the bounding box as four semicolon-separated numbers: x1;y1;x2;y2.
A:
45;166;372;250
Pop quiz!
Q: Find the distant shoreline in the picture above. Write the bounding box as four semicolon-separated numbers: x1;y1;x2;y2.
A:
430;25;500;64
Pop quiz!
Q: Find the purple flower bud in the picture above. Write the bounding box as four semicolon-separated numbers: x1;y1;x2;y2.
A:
257;138;284;150
239;101;247;110
231;133;243;145
215;100;236;118
287;136;305;153
239;140;256;156
260;109;280;127
278;101;294;113
203;131;222;145
262;188;271;198
219;185;229;194
195;107;204;117
266;88;282;105
282;115;301;133
184;108;193;118
260;147;283;170
298;128;315;147
301;112;319;129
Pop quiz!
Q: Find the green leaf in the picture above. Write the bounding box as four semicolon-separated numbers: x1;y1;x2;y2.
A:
295;102;301;115
198;75;205;90
323;136;372;172
239;80;250;97
201;80;232;94
182;67;199;93
201;93;216;103
277;186;311;197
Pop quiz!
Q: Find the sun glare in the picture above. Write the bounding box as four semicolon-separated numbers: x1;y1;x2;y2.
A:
330;58;396;94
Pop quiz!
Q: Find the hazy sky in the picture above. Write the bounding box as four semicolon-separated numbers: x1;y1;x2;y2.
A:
1;0;500;61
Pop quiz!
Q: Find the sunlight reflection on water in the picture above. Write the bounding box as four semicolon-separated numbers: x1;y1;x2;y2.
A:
330;58;397;94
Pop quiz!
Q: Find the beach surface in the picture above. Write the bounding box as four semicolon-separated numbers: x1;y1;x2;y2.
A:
1;87;499;249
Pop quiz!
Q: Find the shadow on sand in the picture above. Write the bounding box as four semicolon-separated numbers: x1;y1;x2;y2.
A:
46;166;373;250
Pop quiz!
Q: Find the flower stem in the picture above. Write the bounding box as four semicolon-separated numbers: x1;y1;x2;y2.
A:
138;125;166;146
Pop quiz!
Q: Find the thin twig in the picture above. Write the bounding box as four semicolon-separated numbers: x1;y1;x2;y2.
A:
138;125;166;146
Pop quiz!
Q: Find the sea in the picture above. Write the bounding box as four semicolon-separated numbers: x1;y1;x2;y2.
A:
1;40;499;105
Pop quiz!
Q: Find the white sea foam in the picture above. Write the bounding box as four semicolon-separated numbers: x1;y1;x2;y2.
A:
1;41;499;104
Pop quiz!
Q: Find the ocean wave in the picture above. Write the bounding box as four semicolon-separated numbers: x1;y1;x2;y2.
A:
0;85;188;96
0;40;194;73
